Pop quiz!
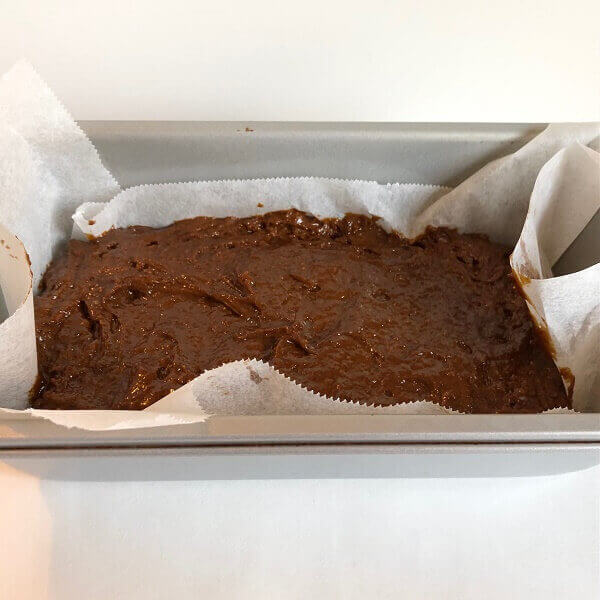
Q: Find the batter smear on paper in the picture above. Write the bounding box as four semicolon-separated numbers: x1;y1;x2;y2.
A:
32;209;569;413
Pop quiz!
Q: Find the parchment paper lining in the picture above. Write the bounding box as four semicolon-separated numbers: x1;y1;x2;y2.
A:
0;62;598;430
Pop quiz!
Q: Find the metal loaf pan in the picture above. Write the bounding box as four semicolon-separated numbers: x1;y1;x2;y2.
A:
0;122;598;457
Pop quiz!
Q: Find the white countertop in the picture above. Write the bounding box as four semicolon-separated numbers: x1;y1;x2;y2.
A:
1;451;598;599
2;0;599;122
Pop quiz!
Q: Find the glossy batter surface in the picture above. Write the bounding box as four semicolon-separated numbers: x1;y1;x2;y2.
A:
32;209;569;413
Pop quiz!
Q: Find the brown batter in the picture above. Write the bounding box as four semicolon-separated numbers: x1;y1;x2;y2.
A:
32;209;569;413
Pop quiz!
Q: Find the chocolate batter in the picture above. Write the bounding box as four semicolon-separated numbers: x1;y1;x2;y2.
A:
32;209;569;413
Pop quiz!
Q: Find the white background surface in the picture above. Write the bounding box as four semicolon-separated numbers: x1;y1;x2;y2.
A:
1;2;599;598
1;452;599;600
1;0;599;121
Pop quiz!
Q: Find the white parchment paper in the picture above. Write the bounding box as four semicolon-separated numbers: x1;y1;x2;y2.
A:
0;61;598;429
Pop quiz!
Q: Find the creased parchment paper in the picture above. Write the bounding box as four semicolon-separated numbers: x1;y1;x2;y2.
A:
0;62;598;430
